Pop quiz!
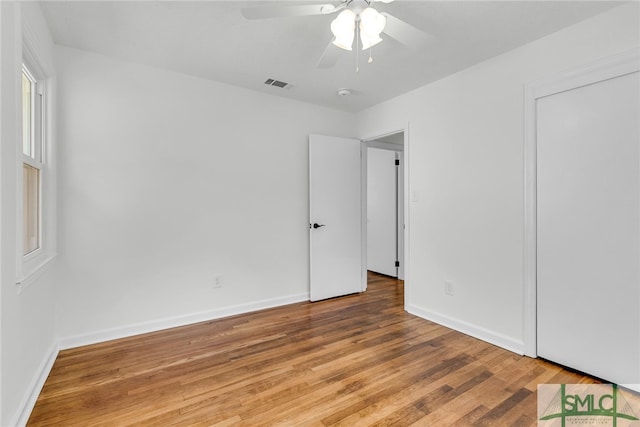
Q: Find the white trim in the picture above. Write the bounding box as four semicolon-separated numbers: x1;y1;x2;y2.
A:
58;292;309;350
532;49;639;100
10;342;59;427
361;128;406;144
523;81;538;358
620;384;640;394
15;253;55;294
367;140;404;152
403;127;409;294
523;48;640;358
407;304;525;355
361;141;368;292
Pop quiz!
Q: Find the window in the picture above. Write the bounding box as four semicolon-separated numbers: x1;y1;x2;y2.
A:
18;57;55;290
17;17;57;291
22;65;43;256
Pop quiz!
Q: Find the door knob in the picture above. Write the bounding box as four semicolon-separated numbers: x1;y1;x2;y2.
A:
312;223;325;229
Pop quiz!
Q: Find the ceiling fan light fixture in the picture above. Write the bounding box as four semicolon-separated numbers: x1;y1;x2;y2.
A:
359;7;386;50
330;9;356;51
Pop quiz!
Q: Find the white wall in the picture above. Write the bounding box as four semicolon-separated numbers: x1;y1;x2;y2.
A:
1;2;58;426
356;3;640;353
54;46;356;345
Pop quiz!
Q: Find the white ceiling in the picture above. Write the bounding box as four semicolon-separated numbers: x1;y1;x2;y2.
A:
40;1;623;113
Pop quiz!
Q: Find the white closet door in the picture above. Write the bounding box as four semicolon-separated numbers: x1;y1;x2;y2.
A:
367;147;398;277
537;71;640;386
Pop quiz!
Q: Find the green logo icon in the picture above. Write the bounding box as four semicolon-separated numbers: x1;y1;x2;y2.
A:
539;384;639;427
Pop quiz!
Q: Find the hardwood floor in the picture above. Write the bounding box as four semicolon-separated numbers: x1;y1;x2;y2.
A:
28;272;599;426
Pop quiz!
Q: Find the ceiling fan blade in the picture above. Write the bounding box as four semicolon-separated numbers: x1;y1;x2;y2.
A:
381;13;433;48
317;41;343;69
241;3;340;20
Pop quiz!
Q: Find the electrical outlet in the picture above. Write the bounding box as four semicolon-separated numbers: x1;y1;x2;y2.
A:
213;275;223;289
444;281;454;296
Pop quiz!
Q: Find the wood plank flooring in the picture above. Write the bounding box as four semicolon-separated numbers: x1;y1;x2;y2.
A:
28;272;600;426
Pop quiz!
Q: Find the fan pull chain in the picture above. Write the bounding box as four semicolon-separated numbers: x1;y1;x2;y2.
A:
368;48;373;64
356;22;360;73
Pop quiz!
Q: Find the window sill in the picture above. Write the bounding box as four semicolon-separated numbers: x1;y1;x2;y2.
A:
16;253;57;295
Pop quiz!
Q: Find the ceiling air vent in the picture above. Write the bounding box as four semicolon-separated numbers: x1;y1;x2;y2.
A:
264;78;289;89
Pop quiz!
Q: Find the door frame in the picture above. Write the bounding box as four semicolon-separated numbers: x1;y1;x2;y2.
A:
365;140;404;279
523;48;640;357
361;124;410;307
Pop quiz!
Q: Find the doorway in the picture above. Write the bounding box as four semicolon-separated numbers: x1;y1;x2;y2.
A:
366;131;405;280
309;130;409;302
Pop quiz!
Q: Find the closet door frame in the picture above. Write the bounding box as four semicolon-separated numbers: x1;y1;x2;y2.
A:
523;48;640;358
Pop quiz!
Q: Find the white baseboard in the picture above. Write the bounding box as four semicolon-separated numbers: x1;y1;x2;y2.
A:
57;292;309;350
11;342;59;427
621;384;640;393
406;304;525;355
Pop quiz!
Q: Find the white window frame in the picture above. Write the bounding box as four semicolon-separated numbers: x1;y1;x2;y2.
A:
21;64;43;257
16;31;56;293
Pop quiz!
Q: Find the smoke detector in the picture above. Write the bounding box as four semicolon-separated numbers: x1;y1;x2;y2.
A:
337;88;351;97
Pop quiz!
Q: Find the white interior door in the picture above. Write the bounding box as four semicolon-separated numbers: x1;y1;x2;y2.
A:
367;147;398;277
309;134;364;301
537;70;640;386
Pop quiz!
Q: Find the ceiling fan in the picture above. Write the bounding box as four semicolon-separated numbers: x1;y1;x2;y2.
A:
241;0;432;69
